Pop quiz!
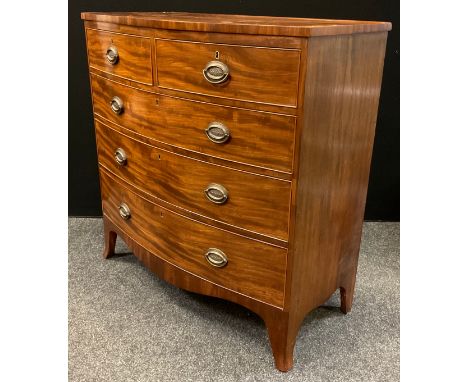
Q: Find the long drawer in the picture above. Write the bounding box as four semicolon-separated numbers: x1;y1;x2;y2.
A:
91;74;296;173
100;170;287;307
95;120;291;241
156;38;301;107
86;29;153;84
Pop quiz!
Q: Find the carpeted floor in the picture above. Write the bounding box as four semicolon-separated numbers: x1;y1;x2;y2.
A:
69;218;399;382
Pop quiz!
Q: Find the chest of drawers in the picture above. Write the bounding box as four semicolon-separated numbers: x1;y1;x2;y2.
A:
81;12;391;371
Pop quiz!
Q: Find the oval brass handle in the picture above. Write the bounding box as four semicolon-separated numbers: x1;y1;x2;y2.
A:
106;46;119;65
204;183;229;205
205;248;228;268
118;203;131;220
203;60;230;84
205;122;230;144
110;96;123;114
114;148;127;166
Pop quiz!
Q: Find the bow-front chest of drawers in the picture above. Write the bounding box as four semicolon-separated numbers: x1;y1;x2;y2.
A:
81;12;391;371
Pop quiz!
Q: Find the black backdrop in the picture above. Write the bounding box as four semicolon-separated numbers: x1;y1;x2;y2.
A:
69;1;399;220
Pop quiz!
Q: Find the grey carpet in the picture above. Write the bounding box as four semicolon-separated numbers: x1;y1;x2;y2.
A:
69;218;399;382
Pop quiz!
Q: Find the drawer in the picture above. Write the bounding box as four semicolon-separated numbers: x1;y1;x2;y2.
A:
86;29;153;84
100;170;287;307
156;39;301;107
96;121;291;241
91;74;296;173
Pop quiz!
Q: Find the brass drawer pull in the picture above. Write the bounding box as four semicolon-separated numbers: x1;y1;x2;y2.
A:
204;183;229;204
205;122;230;144
106;46;119;65
205;248;228;268
118;203;131;220
114;148;127;166
203;60;230;84
110;96;124;114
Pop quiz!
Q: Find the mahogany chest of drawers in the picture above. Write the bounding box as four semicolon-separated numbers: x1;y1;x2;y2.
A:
81;12;391;371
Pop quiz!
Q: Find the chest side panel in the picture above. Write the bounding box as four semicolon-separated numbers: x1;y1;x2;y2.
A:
287;32;388;315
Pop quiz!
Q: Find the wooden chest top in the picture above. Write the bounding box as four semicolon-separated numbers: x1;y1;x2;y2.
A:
81;12;391;37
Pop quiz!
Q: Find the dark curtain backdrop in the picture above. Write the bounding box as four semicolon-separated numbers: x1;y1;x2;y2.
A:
69;1;399;220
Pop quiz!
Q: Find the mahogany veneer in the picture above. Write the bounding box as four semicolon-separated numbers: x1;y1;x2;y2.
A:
90;74;296;174
95;120;291;242
81;12;391;371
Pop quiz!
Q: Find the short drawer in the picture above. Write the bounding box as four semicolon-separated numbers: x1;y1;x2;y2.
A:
96;121;291;241
86;29;153;84
101;170;287;307
91;74;296;173
156;38;301;107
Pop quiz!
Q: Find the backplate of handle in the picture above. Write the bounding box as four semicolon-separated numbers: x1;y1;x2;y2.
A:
203;60;230;84
110;96;124;114
106;46;119;65
204;183;229;204
204;248;228;268
114;148;127;166
118;203;131;220
205;122;230;144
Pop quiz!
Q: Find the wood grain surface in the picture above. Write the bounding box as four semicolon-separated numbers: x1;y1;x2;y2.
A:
156;39;301;107
154;28;303;49
88;64;300;116
268;32;389;371
290;31;388;316
90;74;296;173
100;170;287;307
95;120;291;241
94;115;293;183
81;12;392;37
86;28;153;84
84;22;304;115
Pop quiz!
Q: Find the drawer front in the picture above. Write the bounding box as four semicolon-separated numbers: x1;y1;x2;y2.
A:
96;121;291;241
101;170;287;307
91;75;295;173
156;39;301;107
86;29;153;84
